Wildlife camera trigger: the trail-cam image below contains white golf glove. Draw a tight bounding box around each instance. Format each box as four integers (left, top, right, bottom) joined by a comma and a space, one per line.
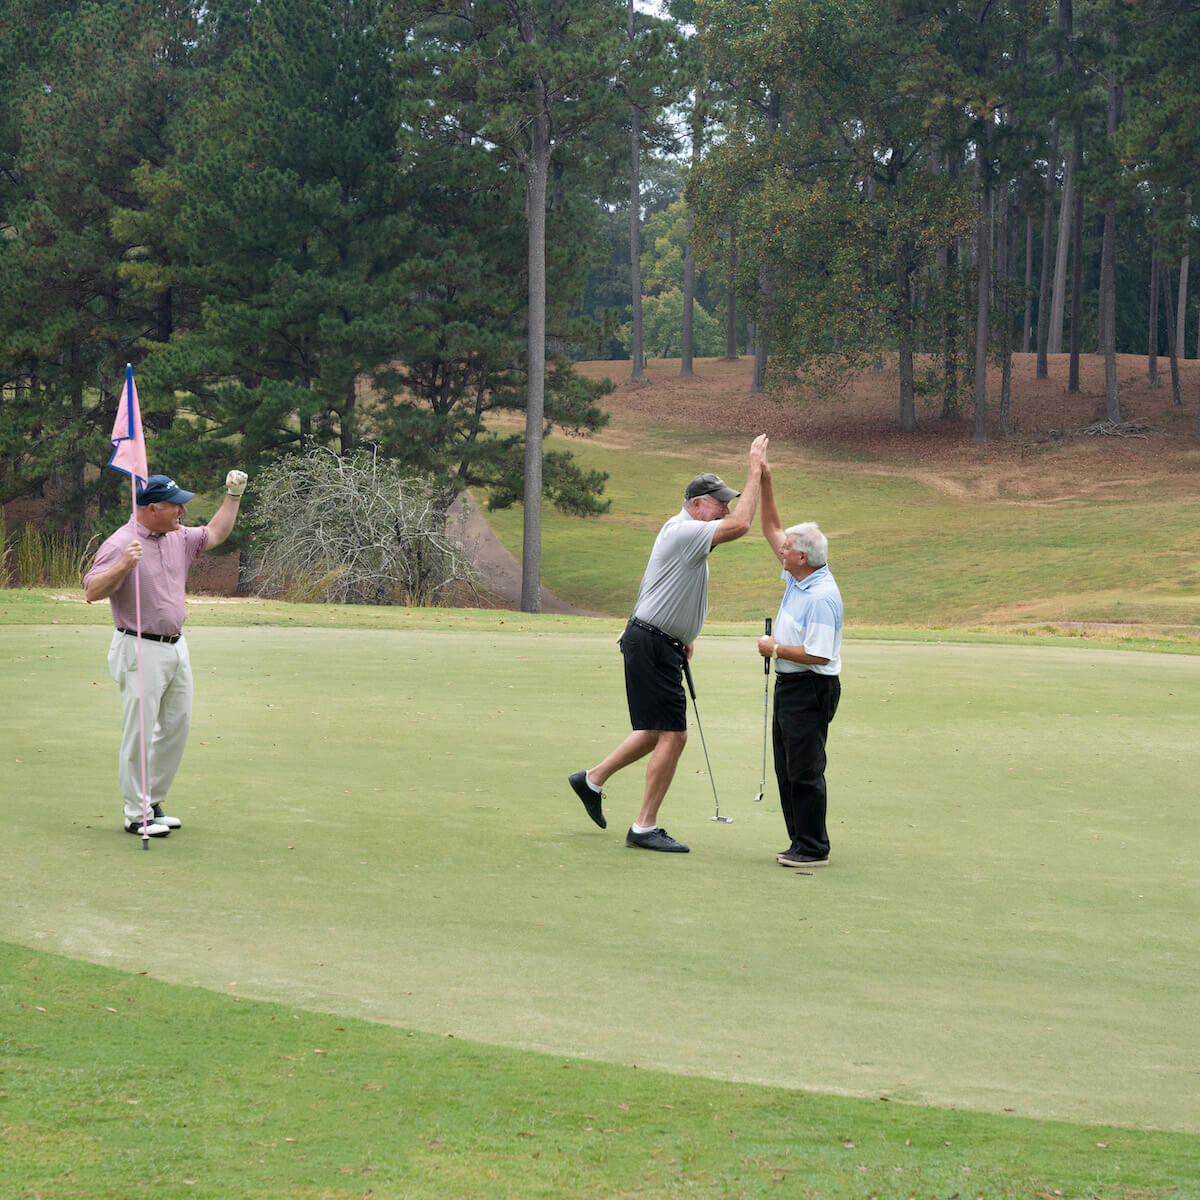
225, 469, 248, 498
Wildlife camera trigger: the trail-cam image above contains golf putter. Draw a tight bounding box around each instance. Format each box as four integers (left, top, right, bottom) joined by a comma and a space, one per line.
682, 659, 730, 823
755, 617, 772, 802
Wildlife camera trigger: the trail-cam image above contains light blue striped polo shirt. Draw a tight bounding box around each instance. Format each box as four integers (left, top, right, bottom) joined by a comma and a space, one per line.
773, 564, 842, 675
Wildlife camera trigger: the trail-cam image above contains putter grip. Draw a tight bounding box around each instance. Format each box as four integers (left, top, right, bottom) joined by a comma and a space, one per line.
764, 617, 772, 674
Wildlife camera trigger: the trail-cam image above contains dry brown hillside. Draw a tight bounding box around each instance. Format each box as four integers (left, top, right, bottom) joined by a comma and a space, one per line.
577, 352, 1200, 504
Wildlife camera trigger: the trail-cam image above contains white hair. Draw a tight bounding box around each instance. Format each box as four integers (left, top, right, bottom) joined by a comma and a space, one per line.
785, 522, 827, 567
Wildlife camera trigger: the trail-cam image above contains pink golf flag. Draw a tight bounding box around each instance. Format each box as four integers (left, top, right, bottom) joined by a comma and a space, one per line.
108, 364, 148, 484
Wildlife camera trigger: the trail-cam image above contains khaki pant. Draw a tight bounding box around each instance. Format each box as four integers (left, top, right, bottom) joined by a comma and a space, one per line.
107, 631, 193, 825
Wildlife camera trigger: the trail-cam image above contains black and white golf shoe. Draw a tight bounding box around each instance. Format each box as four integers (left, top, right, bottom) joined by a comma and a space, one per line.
152, 804, 182, 829
569, 770, 606, 829
124, 819, 171, 838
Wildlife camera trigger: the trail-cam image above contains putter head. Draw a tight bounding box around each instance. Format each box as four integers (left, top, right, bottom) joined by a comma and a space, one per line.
712, 814, 733, 823
754, 790, 764, 803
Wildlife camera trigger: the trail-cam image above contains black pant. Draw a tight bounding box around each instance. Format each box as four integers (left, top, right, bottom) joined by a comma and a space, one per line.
772, 672, 841, 857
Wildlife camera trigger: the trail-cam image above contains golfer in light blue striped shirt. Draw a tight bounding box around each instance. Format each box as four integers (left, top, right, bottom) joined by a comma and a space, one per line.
757, 462, 844, 868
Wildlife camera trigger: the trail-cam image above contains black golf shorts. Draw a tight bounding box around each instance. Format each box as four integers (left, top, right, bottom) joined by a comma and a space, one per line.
620, 620, 687, 732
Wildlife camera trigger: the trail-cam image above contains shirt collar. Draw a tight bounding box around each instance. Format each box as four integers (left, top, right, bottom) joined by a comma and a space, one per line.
783, 564, 829, 589
134, 516, 165, 539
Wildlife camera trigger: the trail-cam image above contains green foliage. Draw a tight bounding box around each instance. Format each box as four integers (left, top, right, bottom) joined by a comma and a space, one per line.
0, 0, 205, 525
128, 0, 414, 472
690, 0, 982, 416
619, 288, 725, 358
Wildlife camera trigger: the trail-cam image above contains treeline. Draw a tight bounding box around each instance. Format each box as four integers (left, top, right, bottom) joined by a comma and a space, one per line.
2, 0, 1198, 558
685, 0, 1200, 434
0, 0, 645, 574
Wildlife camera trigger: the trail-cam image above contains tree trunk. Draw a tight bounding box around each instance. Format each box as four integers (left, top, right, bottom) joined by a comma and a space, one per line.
896, 247, 917, 431
681, 88, 703, 378
629, 101, 646, 382
1179, 192, 1191, 357
937, 147, 960, 417
1099, 82, 1122, 422
751, 335, 768, 392
1047, 146, 1074, 354
1050, 0, 1076, 363
998, 180, 1014, 435
680, 240, 695, 376
724, 230, 738, 359
1148, 251, 1159, 386
1036, 122, 1059, 379
520, 109, 551, 614
750, 91, 780, 393
1160, 259, 1182, 406
1180, 254, 1191, 359
941, 241, 959, 417
1068, 149, 1084, 393
1023, 213, 1034, 354
973, 129, 991, 442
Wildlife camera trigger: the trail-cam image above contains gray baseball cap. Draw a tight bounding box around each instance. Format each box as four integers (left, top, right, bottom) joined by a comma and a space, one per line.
684, 472, 740, 503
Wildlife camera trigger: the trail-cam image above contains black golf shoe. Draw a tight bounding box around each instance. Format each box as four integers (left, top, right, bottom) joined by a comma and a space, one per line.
625, 826, 689, 853
777, 849, 828, 867
569, 770, 606, 829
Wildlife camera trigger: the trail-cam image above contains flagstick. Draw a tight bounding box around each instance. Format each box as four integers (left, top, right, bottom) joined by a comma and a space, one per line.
111, 363, 152, 849
130, 470, 150, 850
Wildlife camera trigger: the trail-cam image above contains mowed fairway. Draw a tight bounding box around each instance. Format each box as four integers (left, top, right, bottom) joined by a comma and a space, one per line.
5, 617, 1198, 1136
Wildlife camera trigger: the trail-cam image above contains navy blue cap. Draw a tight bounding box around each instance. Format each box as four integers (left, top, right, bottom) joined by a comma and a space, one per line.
136, 474, 195, 505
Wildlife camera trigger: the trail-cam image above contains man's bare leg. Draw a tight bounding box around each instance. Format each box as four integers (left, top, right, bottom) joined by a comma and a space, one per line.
587, 728, 660, 789
635, 729, 687, 827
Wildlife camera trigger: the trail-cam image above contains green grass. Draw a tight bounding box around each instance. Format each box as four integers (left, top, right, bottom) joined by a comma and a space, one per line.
481, 431, 1200, 635
5, 942, 1198, 1200
3, 613, 1199, 1196
5, 404, 1200, 1195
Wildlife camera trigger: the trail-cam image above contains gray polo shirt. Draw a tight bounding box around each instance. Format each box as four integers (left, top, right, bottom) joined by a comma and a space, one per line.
631, 508, 718, 644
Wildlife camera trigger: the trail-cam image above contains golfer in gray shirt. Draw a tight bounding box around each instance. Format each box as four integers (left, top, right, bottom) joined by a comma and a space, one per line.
569, 434, 768, 852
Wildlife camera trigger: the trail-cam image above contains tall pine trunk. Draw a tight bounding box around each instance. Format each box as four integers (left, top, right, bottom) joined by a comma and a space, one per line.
628, 101, 646, 382
750, 92, 780, 394
973, 128, 991, 442
680, 87, 704, 378
1036, 121, 1059, 379
1023, 213, 1034, 354
1099, 81, 1122, 422
937, 146, 959, 417
1148, 250, 1159, 386
725, 234, 739, 359
1160, 259, 1182, 406
1179, 193, 1191, 357
896, 246, 917, 431
1068, 141, 1084, 393
1047, 146, 1074, 354
520, 107, 550, 614
998, 180, 1014, 435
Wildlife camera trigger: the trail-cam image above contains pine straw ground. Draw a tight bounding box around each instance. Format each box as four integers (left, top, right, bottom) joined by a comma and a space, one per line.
575, 351, 1200, 506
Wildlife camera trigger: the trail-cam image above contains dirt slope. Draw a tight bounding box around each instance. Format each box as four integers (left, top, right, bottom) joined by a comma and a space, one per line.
576, 351, 1200, 504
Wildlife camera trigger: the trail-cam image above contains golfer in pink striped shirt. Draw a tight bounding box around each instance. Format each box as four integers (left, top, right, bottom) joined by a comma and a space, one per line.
84, 471, 247, 837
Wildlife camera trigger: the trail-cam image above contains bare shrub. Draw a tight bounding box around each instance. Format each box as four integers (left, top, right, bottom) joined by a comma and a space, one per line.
249, 448, 477, 606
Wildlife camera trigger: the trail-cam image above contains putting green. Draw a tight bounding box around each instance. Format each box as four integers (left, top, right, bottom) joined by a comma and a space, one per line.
5, 622, 1198, 1134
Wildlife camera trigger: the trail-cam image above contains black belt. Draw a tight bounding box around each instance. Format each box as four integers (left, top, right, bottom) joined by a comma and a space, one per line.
117, 627, 182, 645
628, 617, 687, 655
